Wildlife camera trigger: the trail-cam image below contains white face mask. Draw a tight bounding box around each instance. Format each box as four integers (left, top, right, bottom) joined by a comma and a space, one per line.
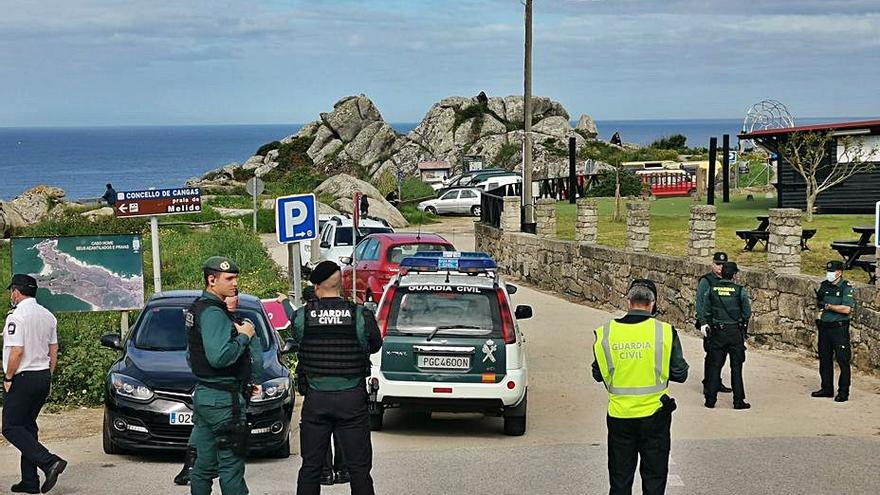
825, 272, 838, 283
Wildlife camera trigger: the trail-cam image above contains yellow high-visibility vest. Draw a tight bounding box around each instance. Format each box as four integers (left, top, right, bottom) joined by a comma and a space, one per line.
594, 318, 673, 419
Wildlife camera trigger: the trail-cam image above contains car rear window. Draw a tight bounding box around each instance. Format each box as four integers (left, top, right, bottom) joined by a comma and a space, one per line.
386, 286, 501, 338
386, 243, 452, 263
134, 306, 271, 352
334, 227, 394, 246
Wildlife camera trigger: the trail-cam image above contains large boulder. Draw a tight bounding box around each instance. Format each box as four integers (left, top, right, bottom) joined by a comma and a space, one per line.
321, 95, 383, 142
532, 116, 573, 140
576, 113, 599, 139
314, 174, 408, 228
0, 185, 67, 236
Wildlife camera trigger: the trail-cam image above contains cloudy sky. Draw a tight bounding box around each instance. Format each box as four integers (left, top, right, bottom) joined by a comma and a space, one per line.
1, 0, 878, 126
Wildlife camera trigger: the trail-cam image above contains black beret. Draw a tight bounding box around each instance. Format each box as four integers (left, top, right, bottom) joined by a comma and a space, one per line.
721, 262, 739, 278
826, 260, 844, 272
713, 252, 728, 263
309, 261, 340, 285
7, 274, 37, 291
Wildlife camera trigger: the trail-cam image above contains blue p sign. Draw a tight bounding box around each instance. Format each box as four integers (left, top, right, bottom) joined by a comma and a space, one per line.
275, 194, 318, 244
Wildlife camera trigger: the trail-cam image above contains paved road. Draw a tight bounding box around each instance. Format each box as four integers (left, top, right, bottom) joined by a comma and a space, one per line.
1, 218, 878, 494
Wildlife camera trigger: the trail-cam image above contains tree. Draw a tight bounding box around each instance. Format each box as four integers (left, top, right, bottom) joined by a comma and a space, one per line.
781, 131, 877, 222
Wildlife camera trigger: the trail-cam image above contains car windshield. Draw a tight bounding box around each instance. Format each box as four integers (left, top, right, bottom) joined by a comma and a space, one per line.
134, 305, 271, 352
386, 287, 501, 337
386, 243, 452, 263
334, 226, 394, 246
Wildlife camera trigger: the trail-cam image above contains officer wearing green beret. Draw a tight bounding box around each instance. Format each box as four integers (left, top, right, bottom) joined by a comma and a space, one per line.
695, 252, 732, 395
186, 257, 264, 495
811, 260, 855, 402
699, 262, 752, 410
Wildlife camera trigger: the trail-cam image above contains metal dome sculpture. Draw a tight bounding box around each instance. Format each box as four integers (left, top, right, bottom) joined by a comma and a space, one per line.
741, 100, 795, 150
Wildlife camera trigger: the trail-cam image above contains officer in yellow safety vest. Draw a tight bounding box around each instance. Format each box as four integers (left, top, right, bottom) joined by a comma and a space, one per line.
592, 279, 689, 495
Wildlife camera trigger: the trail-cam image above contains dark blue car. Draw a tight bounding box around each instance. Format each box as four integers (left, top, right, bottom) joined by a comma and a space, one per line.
100, 290, 295, 458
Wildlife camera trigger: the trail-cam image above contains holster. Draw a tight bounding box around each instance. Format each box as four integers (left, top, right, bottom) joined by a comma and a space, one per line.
202, 381, 250, 457
296, 369, 309, 396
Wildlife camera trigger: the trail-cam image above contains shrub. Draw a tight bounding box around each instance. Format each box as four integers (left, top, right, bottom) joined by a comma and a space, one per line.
649, 134, 687, 151
256, 140, 282, 156
400, 205, 440, 225
372, 168, 398, 197
493, 143, 520, 170
276, 136, 316, 171
586, 170, 643, 198
400, 177, 435, 201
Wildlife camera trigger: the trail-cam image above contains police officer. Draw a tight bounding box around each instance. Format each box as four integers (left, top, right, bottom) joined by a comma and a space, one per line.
282, 260, 382, 495
696, 251, 732, 395
699, 262, 752, 410
592, 279, 689, 495
186, 257, 263, 495
811, 260, 854, 402
2, 274, 67, 494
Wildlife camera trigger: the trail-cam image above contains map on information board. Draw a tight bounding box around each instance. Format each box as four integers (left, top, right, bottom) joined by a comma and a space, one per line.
11, 234, 145, 312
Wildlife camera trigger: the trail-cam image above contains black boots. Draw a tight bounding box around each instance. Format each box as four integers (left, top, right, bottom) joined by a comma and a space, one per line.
173, 447, 197, 486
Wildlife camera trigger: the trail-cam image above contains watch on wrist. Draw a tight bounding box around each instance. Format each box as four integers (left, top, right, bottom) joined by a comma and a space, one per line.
3, 378, 11, 383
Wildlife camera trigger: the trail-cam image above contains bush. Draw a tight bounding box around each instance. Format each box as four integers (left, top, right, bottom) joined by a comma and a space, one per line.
372, 168, 398, 197
649, 134, 687, 151
256, 140, 281, 156
400, 205, 440, 225
586, 170, 643, 198
265, 166, 326, 197
276, 136, 316, 170
400, 177, 435, 201
493, 143, 520, 170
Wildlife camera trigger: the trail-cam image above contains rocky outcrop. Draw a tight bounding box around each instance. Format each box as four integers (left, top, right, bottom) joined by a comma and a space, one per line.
576, 114, 598, 139
313, 174, 408, 228
0, 185, 67, 236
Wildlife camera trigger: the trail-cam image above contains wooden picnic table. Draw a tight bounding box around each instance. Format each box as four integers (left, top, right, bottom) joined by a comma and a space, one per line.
830, 225, 876, 269
735, 215, 816, 251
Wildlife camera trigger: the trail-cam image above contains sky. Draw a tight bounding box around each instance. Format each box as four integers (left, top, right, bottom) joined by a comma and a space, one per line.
1, 0, 878, 126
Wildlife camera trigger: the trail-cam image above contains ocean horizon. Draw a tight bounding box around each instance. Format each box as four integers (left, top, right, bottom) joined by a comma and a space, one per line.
0, 117, 863, 201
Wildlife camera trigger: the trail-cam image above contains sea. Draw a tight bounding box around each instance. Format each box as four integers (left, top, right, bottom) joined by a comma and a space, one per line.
0, 117, 857, 201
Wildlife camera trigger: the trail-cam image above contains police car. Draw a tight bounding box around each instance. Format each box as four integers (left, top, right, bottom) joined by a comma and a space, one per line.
368, 252, 532, 435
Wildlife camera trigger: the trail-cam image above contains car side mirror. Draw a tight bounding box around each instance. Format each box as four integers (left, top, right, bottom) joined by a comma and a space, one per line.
514, 305, 533, 320
364, 302, 378, 313
506, 283, 518, 295
100, 333, 123, 351
320, 241, 330, 249
340, 256, 353, 265
280, 338, 298, 355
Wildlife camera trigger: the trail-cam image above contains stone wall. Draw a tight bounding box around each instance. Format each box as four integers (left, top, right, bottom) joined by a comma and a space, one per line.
475, 222, 880, 373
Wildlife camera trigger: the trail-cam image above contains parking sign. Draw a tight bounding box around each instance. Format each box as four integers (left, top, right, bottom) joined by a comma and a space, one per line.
275, 194, 318, 244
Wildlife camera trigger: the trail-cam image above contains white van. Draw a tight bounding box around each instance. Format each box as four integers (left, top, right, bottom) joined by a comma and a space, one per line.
474, 174, 521, 192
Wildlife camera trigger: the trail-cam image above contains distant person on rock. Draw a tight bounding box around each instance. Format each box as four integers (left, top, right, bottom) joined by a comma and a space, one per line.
359, 194, 369, 218
102, 184, 117, 206
611, 132, 622, 146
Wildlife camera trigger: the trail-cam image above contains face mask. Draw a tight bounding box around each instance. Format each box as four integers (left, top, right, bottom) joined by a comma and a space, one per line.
825, 272, 837, 283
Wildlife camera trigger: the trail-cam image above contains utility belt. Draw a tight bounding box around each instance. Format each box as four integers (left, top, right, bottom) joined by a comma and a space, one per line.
816, 319, 849, 330
199, 380, 250, 457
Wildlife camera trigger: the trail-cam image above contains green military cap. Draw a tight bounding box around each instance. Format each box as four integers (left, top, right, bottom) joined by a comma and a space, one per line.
826, 260, 844, 272
203, 256, 240, 273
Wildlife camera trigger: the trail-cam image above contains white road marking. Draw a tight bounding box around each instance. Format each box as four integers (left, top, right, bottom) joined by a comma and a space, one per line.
667, 474, 685, 487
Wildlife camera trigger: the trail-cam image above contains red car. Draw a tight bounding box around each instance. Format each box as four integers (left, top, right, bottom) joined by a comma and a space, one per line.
340, 233, 454, 303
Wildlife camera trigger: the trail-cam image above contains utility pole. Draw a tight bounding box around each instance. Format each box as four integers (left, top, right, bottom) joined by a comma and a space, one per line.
521, 0, 535, 227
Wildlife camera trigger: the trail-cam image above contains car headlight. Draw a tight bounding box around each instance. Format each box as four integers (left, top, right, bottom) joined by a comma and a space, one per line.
251, 377, 290, 403
109, 373, 154, 402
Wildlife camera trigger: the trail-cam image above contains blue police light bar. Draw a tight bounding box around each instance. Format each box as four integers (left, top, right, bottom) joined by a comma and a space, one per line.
399, 251, 497, 271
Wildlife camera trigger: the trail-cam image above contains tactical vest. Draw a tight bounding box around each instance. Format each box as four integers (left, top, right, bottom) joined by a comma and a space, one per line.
186, 297, 251, 381
707, 280, 744, 325
594, 318, 673, 419
296, 299, 369, 377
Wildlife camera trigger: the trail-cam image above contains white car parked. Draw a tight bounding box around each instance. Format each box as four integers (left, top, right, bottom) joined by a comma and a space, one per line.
314, 215, 394, 267
418, 188, 482, 217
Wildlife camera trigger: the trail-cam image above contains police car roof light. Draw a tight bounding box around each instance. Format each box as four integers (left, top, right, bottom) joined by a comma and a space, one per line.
398, 251, 497, 272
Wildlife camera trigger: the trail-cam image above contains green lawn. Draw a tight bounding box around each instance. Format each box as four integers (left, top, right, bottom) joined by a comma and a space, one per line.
555, 194, 876, 282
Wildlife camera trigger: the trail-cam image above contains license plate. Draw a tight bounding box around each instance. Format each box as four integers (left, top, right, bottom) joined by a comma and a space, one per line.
169, 411, 194, 425
418, 355, 470, 370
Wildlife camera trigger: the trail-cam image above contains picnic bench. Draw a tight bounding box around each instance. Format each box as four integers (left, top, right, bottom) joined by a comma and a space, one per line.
735, 215, 816, 251
830, 225, 875, 269
851, 256, 877, 285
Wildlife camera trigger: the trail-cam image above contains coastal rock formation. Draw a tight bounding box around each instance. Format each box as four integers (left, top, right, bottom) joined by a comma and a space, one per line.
575, 114, 599, 139
313, 174, 408, 228
0, 185, 67, 236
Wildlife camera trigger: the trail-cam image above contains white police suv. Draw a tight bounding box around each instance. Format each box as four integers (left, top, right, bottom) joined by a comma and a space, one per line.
368, 252, 532, 435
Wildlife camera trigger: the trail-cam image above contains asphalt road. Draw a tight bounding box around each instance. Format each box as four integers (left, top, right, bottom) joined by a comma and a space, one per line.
1, 218, 878, 494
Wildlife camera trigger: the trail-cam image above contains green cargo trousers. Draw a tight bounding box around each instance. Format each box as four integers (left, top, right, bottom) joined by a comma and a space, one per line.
190, 384, 248, 495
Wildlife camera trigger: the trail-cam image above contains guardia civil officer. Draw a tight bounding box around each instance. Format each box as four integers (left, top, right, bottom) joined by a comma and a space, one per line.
281, 260, 382, 495
186, 257, 264, 495
695, 251, 732, 395
2, 274, 67, 494
812, 260, 854, 402
592, 279, 689, 495
699, 262, 752, 410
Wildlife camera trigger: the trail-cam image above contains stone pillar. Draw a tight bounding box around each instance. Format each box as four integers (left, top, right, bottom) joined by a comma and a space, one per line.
575, 198, 598, 244
768, 208, 802, 274
625, 201, 650, 253
535, 198, 557, 238
688, 205, 716, 260
500, 196, 521, 232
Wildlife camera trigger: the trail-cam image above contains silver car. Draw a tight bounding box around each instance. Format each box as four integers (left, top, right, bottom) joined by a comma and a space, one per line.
418, 188, 482, 216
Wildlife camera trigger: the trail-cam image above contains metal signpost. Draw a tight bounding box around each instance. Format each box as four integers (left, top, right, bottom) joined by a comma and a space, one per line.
246, 177, 265, 233
875, 201, 879, 248
275, 193, 319, 307
352, 193, 360, 301
114, 187, 201, 293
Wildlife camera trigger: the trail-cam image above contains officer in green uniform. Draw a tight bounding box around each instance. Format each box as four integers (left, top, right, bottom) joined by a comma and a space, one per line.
591, 279, 689, 495
281, 260, 382, 495
696, 252, 732, 395
811, 260, 855, 402
699, 262, 751, 410
186, 257, 264, 495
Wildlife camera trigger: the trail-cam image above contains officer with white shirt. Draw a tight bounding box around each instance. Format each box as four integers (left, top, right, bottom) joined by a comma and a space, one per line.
2, 274, 67, 494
